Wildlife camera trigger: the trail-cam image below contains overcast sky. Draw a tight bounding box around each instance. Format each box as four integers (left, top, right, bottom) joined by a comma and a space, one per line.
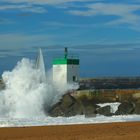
0, 0, 140, 77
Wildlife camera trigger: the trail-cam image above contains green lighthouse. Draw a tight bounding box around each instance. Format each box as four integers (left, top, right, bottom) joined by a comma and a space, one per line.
53, 48, 80, 84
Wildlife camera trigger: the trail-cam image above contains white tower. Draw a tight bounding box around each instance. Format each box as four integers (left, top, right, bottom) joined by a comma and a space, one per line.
53, 48, 79, 85
35, 48, 46, 82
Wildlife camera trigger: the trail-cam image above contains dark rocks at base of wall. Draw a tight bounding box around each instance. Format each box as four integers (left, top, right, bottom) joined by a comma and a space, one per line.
48, 94, 140, 117
48, 94, 113, 117
83, 103, 97, 118
48, 94, 98, 117
133, 99, 140, 114
48, 94, 83, 117
97, 105, 113, 116
114, 99, 140, 115
115, 101, 135, 115
81, 98, 98, 117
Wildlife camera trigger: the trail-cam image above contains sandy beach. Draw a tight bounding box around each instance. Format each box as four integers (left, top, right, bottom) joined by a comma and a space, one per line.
0, 122, 140, 140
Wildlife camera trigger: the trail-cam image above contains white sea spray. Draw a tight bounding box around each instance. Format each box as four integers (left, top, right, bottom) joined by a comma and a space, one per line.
0, 58, 76, 118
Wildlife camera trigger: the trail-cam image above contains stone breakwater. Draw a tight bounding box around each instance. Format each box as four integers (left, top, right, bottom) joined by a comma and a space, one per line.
1, 76, 140, 118
48, 90, 140, 117
79, 77, 140, 89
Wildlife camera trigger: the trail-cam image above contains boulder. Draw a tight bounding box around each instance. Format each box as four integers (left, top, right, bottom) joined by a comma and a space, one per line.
133, 99, 140, 114
83, 104, 96, 118
81, 100, 97, 118
48, 94, 83, 117
97, 105, 112, 116
115, 101, 135, 115
60, 94, 76, 110
64, 101, 83, 117
48, 93, 98, 117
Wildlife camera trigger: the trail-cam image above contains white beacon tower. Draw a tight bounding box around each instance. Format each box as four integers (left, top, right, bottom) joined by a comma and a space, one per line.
53, 48, 79, 85
35, 48, 46, 83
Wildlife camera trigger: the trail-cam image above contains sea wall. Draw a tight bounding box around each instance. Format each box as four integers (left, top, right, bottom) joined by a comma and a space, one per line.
72, 89, 140, 103
79, 77, 140, 89
48, 90, 140, 117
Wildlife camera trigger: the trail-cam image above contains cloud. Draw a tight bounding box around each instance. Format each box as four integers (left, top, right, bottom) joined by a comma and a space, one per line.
1, 35, 140, 59
0, 0, 101, 13
0, 33, 56, 58
0, 33, 51, 50
0, 51, 23, 58
0, 4, 47, 13
0, 18, 15, 24
43, 21, 98, 28
68, 3, 140, 26
17, 13, 32, 17
31, 43, 140, 54
1, 0, 96, 5
69, 3, 140, 16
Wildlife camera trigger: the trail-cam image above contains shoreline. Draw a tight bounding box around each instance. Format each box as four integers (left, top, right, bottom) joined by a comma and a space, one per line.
0, 121, 140, 140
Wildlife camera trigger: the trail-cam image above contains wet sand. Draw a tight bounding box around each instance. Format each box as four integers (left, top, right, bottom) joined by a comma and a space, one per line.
0, 122, 140, 140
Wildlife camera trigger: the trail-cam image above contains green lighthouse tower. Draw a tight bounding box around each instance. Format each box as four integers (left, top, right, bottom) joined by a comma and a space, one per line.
53, 48, 79, 84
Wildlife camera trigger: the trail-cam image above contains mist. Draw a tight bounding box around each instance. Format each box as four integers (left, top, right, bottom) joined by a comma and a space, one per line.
0, 58, 75, 118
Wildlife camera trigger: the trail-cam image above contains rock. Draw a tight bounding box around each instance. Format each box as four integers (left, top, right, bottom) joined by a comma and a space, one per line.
97, 105, 112, 116
48, 93, 98, 117
63, 93, 75, 103
47, 102, 64, 117
133, 99, 140, 114
64, 101, 83, 117
48, 94, 83, 117
115, 101, 135, 115
81, 100, 97, 118
60, 94, 76, 109
84, 104, 96, 118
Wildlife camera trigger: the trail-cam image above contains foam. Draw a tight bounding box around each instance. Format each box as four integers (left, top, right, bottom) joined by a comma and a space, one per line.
0, 58, 74, 118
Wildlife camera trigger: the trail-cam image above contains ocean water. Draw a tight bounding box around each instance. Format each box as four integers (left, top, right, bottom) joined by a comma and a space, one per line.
0, 114, 140, 127
0, 102, 139, 127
